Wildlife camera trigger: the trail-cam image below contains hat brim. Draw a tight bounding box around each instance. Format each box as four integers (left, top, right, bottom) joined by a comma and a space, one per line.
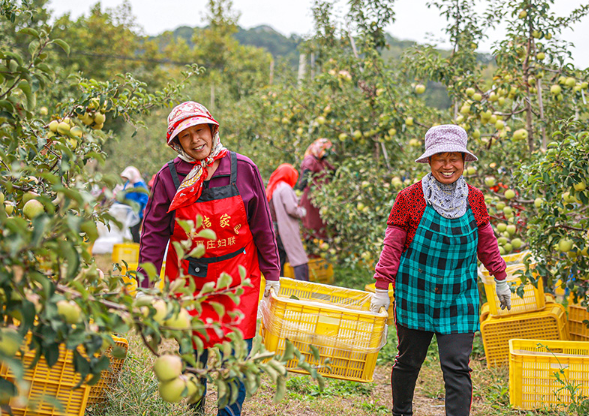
167, 116, 219, 144
415, 144, 478, 163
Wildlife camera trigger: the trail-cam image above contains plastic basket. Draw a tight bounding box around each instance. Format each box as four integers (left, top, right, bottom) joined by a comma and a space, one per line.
478, 251, 544, 317
568, 301, 589, 341
364, 282, 395, 325
480, 303, 569, 368
86, 336, 129, 405
509, 339, 589, 410
480, 293, 555, 324
284, 258, 334, 284
259, 278, 387, 382
0, 336, 90, 415
112, 243, 139, 264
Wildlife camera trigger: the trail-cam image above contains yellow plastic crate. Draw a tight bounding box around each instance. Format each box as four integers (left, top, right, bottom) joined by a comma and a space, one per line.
480, 303, 569, 368
112, 243, 139, 264
478, 251, 544, 317
86, 336, 129, 405
284, 258, 334, 284
509, 339, 589, 410
259, 278, 387, 382
568, 301, 589, 341
0, 336, 90, 415
480, 293, 555, 323
364, 282, 395, 325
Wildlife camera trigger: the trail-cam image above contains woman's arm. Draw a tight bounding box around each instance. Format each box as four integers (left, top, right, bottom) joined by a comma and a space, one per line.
477, 222, 507, 280
374, 225, 407, 289
279, 186, 305, 219
137, 171, 174, 288
373, 191, 411, 289
244, 162, 281, 281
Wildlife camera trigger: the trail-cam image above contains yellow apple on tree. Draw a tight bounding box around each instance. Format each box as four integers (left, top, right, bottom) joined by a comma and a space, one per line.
23, 199, 44, 219
154, 354, 183, 382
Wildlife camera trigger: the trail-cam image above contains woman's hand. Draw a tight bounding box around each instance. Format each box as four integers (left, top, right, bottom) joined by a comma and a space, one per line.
370, 289, 391, 313
264, 279, 280, 297
495, 279, 512, 310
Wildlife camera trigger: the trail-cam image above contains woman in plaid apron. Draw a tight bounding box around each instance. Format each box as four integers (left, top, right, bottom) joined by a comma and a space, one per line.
370, 125, 509, 416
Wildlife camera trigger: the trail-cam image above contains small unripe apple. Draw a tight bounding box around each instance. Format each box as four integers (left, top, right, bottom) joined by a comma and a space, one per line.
94, 112, 106, 124
506, 224, 516, 235
153, 354, 183, 382
497, 223, 507, 232
472, 129, 481, 139
558, 238, 573, 252
39, 106, 49, 116
48, 120, 59, 132
460, 105, 470, 115
415, 84, 426, 94
534, 197, 543, 208
81, 113, 94, 125
536, 52, 545, 60
550, 85, 562, 95
164, 308, 191, 330
467, 166, 476, 175
498, 237, 508, 246
71, 126, 83, 138
511, 238, 523, 249
498, 97, 506, 106
92, 123, 104, 130
503, 243, 513, 253
472, 93, 482, 101
488, 92, 498, 102
518, 10, 527, 18
23, 199, 44, 219
316, 116, 326, 125
565, 77, 576, 88
0, 328, 22, 356
573, 180, 586, 192
484, 177, 496, 187
338, 133, 347, 141
405, 117, 414, 126
503, 207, 513, 217
532, 30, 541, 39
466, 87, 475, 96
5, 204, 14, 215
159, 376, 187, 403
56, 122, 71, 135
495, 120, 505, 130
513, 129, 528, 141
57, 300, 82, 324
504, 189, 516, 200
545, 33, 552, 40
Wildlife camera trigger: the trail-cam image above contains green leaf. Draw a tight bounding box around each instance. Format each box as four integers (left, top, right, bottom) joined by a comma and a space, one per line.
52, 39, 70, 56
281, 339, 295, 362
186, 244, 205, 258
210, 301, 225, 318
197, 229, 216, 240
273, 376, 286, 403
17, 80, 34, 110
200, 281, 216, 295
217, 272, 232, 289
309, 344, 321, 361
18, 28, 39, 38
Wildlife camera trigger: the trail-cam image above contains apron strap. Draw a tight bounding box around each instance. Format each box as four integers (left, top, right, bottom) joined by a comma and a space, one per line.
230, 151, 237, 185
167, 160, 181, 190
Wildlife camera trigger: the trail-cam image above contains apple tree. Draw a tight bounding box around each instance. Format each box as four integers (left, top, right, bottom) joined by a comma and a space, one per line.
0, 2, 310, 410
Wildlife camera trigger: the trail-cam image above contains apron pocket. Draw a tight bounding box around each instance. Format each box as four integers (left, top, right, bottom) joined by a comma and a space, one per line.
188, 260, 208, 277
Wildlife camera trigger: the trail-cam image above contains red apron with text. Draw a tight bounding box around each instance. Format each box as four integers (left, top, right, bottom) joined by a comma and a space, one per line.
165, 152, 261, 348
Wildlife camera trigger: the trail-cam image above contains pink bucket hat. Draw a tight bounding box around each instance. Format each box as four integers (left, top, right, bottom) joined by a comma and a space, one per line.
166, 101, 219, 144
415, 124, 478, 163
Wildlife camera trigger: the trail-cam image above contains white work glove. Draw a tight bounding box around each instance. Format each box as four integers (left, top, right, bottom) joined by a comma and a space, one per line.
370, 289, 391, 313
495, 279, 512, 310
135, 291, 146, 299
264, 279, 280, 297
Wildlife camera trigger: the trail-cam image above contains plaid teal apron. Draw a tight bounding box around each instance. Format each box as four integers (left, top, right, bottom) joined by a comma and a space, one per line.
395, 204, 480, 334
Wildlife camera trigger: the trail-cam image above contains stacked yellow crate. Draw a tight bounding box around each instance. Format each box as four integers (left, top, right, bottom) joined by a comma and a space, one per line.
478, 251, 569, 368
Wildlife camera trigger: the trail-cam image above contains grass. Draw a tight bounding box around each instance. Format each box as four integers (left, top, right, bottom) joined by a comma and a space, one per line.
86, 256, 581, 416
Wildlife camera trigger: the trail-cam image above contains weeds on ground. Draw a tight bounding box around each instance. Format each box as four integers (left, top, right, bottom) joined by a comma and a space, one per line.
286, 375, 374, 400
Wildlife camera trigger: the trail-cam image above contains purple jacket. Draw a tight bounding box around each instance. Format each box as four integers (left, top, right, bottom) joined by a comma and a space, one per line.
138, 153, 280, 288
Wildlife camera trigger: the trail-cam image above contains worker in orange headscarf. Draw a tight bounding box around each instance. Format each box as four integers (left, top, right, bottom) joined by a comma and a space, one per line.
267, 164, 309, 280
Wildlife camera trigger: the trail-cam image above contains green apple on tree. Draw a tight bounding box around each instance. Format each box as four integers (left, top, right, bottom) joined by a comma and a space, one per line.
23, 199, 44, 219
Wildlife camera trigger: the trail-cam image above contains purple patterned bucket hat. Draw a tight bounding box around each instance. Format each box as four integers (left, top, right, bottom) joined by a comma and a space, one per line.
415, 124, 478, 163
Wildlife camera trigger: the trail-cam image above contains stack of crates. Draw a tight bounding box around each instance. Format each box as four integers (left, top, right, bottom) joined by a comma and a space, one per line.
479, 251, 569, 368
567, 295, 589, 341
283, 258, 334, 284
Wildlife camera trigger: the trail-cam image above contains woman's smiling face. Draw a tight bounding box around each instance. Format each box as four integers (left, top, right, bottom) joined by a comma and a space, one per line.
178, 124, 214, 160
429, 152, 465, 184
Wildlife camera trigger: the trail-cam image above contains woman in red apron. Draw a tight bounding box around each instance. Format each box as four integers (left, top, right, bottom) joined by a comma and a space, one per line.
138, 101, 280, 415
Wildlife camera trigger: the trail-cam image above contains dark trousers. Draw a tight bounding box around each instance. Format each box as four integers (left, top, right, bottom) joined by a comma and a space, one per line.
392, 324, 474, 416
130, 221, 141, 243
191, 338, 253, 416
276, 232, 309, 281
293, 263, 309, 281
276, 233, 287, 275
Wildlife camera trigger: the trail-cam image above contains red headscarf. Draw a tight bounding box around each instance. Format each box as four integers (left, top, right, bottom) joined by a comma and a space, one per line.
304, 138, 333, 159
266, 164, 299, 202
